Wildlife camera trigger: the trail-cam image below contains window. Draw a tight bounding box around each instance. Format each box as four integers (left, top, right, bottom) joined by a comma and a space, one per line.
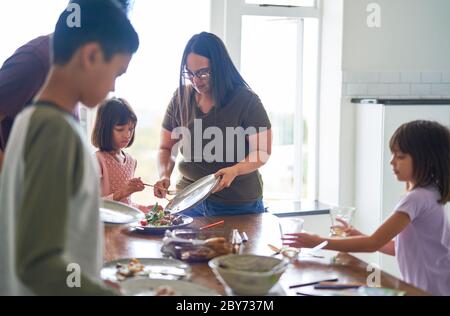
0, 1, 67, 63
0, 0, 209, 207
213, 0, 320, 201
1, 0, 320, 204
113, 0, 211, 205
241, 16, 302, 200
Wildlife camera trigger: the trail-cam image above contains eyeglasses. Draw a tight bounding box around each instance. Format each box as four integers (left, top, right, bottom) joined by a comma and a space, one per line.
182, 68, 211, 81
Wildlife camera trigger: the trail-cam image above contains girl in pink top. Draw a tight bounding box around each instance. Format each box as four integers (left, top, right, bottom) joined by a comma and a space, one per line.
92, 98, 153, 212
283, 120, 450, 295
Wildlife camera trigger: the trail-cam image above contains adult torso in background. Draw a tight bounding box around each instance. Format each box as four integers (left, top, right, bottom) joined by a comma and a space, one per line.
0, 35, 51, 151
162, 86, 271, 204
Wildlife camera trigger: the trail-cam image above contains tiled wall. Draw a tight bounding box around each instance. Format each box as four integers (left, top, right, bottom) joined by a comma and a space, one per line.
342, 71, 450, 98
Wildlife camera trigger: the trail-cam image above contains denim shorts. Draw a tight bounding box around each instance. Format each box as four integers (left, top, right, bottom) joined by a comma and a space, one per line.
181, 198, 266, 217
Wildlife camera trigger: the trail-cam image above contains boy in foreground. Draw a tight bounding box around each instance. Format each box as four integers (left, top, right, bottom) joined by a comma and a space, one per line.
0, 0, 139, 295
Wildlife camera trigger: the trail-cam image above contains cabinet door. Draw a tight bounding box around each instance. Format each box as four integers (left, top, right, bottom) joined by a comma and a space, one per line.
381, 105, 450, 277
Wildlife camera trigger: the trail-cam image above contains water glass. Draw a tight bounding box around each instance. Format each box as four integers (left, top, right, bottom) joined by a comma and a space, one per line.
329, 206, 355, 237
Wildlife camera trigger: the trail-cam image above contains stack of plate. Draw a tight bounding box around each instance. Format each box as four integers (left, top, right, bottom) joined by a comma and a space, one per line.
99, 199, 144, 225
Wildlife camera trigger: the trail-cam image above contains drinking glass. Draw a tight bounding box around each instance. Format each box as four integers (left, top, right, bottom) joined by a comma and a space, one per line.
329, 206, 355, 237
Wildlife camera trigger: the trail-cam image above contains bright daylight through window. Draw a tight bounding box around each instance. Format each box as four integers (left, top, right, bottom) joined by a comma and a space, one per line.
0, 0, 319, 204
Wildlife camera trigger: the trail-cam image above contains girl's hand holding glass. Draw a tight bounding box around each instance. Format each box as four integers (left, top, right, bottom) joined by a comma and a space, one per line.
332, 218, 363, 237
282, 232, 324, 249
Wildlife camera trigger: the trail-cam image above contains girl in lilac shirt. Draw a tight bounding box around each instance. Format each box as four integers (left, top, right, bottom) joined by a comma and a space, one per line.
92, 98, 154, 212
283, 120, 450, 295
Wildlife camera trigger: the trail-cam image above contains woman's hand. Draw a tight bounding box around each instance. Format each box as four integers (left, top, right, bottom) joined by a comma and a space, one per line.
282, 232, 324, 249
213, 167, 239, 193
153, 178, 171, 198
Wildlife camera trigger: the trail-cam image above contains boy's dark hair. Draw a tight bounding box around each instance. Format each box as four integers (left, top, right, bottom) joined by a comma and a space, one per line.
390, 120, 450, 204
53, 0, 139, 65
178, 32, 250, 126
92, 98, 137, 151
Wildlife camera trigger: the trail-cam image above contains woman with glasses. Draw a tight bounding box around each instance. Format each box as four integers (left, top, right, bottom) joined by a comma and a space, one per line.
154, 32, 272, 217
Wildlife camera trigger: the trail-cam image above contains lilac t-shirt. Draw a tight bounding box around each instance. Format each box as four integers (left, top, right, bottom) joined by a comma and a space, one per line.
395, 186, 450, 295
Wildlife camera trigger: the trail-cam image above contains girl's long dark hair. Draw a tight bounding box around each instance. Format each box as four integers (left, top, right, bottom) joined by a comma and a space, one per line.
389, 120, 450, 204
178, 32, 250, 126
91, 98, 137, 152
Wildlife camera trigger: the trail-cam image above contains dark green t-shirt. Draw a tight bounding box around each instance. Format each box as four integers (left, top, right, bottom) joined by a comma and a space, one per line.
162, 86, 271, 204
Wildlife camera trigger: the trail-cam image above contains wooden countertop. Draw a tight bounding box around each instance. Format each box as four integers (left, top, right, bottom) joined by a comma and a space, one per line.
104, 213, 429, 296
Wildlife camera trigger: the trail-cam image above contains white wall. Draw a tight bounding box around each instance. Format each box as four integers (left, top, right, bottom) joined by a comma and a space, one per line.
320, 0, 450, 204
341, 0, 450, 99
0, 1, 67, 64
318, 0, 450, 275
317, 0, 344, 206
343, 0, 450, 71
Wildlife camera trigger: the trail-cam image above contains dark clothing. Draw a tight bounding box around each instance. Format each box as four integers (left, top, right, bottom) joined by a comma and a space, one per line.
0, 35, 51, 150
182, 198, 266, 217
162, 86, 272, 204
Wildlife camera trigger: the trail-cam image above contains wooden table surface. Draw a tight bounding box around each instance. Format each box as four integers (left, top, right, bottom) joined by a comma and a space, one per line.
104, 213, 429, 296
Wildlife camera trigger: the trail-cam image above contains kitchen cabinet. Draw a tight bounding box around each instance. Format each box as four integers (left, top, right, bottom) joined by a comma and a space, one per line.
353, 100, 450, 277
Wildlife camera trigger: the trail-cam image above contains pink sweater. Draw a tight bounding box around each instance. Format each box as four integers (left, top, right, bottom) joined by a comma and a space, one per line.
95, 151, 137, 205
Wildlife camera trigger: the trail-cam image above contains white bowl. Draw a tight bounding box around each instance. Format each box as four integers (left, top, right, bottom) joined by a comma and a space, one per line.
208, 254, 289, 295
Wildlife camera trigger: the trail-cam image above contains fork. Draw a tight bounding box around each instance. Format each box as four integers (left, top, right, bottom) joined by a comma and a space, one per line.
143, 183, 177, 195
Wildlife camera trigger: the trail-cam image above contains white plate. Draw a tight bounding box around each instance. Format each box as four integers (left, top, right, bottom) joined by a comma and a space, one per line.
120, 278, 219, 296
165, 174, 220, 214
101, 258, 191, 282
100, 199, 144, 225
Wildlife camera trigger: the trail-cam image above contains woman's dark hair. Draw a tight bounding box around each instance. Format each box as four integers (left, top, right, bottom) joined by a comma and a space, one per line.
92, 98, 137, 151
178, 32, 250, 126
53, 0, 139, 65
389, 120, 450, 204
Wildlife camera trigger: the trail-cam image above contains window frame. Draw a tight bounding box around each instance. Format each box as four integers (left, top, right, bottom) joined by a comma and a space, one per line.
211, 0, 321, 201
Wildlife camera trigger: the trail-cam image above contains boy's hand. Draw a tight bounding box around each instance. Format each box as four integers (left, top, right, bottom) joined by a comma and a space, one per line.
154, 178, 170, 198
